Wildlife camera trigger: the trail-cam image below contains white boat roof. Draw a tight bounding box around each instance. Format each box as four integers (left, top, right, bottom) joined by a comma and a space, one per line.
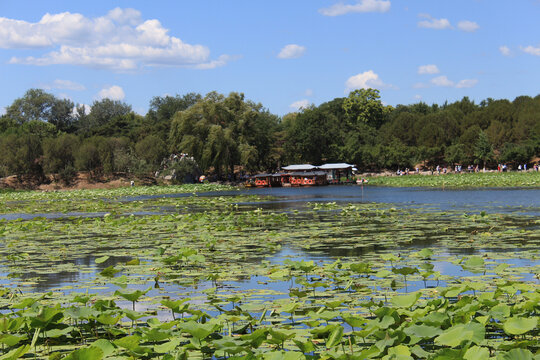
318, 163, 355, 170
282, 164, 317, 171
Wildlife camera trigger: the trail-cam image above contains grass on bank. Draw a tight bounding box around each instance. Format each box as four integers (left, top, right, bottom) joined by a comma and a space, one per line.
365, 171, 540, 188
0, 182, 236, 202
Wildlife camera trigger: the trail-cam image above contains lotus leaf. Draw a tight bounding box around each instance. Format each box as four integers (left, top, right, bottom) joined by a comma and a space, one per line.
503, 317, 538, 335
499, 348, 534, 360
62, 346, 104, 360
463, 346, 490, 360
390, 291, 421, 308
434, 323, 485, 347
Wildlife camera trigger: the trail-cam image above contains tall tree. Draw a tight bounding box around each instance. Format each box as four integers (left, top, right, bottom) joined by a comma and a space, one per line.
145, 93, 201, 141
6, 89, 75, 132
342, 88, 386, 129
77, 99, 132, 133
474, 131, 494, 170
169, 91, 278, 176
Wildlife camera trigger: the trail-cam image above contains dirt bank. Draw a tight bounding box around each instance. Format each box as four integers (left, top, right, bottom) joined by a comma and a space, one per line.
0, 172, 157, 191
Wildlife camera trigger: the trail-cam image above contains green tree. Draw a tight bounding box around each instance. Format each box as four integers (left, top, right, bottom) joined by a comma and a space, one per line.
284, 106, 341, 164
74, 137, 129, 176
342, 88, 386, 129
459, 125, 482, 163
0, 133, 43, 178
169, 91, 279, 177
474, 131, 494, 170
42, 134, 79, 178
444, 143, 465, 165
499, 142, 535, 165
145, 93, 201, 141
91, 113, 144, 141
77, 99, 132, 134
74, 139, 101, 175
135, 135, 167, 168
6, 89, 76, 132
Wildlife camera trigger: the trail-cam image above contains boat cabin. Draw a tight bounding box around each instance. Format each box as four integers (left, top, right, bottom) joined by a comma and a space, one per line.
253, 173, 283, 187
288, 171, 328, 186
318, 163, 355, 184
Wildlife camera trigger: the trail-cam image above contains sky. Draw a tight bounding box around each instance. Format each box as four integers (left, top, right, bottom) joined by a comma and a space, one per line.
1, 0, 540, 116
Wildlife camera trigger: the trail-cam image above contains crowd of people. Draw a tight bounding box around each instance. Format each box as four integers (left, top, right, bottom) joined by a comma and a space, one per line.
396, 163, 539, 176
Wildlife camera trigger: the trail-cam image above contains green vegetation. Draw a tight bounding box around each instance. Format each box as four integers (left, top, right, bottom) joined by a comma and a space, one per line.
366, 171, 540, 188
1, 88, 539, 185
0, 188, 538, 358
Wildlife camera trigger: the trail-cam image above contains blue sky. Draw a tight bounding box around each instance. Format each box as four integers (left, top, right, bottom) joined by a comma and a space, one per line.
1, 0, 539, 116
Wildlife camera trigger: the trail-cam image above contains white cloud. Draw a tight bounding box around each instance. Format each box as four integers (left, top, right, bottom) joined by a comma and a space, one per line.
457, 20, 479, 32
80, 104, 91, 115
456, 79, 478, 88
417, 14, 452, 30
193, 55, 238, 70
345, 70, 395, 92
277, 44, 306, 59
430, 75, 454, 87
319, 0, 391, 16
305, 89, 313, 96
71, 104, 91, 117
290, 99, 310, 110
418, 64, 440, 75
499, 45, 511, 56
418, 14, 479, 33
521, 45, 540, 56
3, 8, 230, 71
414, 94, 422, 100
97, 85, 125, 100
43, 79, 85, 91
426, 75, 478, 89
106, 7, 142, 26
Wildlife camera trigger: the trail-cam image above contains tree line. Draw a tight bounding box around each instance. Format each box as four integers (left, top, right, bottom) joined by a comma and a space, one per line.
0, 88, 539, 183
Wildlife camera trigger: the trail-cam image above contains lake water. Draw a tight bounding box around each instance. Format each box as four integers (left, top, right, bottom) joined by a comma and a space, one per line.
1, 186, 538, 299
240, 186, 540, 214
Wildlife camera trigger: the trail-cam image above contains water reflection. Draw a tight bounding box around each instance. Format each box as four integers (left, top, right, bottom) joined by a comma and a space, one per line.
1, 186, 539, 294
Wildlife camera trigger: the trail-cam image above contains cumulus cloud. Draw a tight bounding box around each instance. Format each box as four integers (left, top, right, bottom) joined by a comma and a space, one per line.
193, 55, 239, 70
430, 75, 455, 87
521, 45, 540, 56
457, 20, 479, 32
43, 79, 85, 91
345, 70, 395, 92
97, 85, 125, 100
319, 0, 391, 16
277, 44, 306, 59
3, 8, 230, 71
499, 46, 511, 56
456, 79, 478, 88
418, 64, 440, 75
418, 14, 479, 33
417, 14, 452, 30
290, 99, 310, 110
421, 75, 478, 89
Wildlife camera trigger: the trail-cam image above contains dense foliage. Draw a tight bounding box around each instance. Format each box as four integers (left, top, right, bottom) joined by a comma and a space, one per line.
1, 88, 539, 183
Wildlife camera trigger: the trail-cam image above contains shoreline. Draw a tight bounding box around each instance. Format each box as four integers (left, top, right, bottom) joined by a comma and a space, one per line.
1, 169, 539, 192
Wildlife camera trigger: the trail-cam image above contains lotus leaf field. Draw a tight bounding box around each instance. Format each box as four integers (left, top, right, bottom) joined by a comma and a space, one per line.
0, 184, 538, 359
366, 171, 540, 188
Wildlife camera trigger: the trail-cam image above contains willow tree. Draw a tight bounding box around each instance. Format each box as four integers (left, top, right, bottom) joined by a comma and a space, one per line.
169, 91, 279, 177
